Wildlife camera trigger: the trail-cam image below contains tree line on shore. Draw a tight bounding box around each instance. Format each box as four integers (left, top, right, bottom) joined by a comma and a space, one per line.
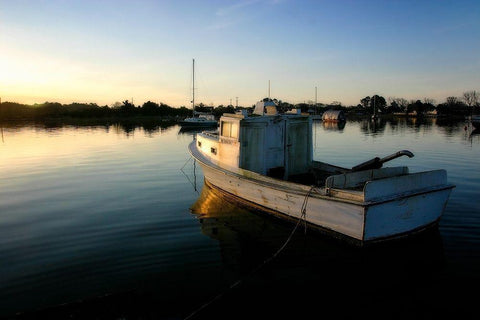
0, 100, 238, 121
1, 90, 478, 121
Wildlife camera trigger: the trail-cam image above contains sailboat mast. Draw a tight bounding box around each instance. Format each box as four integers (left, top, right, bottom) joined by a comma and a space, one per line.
192, 59, 195, 113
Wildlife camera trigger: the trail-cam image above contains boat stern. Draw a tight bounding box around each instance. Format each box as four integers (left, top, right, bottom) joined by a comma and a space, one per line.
362, 170, 454, 242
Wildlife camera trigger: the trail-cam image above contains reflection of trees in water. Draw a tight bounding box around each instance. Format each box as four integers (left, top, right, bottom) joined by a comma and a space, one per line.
465, 128, 480, 145
435, 117, 469, 138
403, 117, 435, 135
354, 117, 443, 136
1, 119, 178, 137
358, 118, 387, 135
111, 119, 177, 136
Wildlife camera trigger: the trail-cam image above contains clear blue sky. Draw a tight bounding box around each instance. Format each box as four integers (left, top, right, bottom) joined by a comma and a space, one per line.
1, 0, 479, 107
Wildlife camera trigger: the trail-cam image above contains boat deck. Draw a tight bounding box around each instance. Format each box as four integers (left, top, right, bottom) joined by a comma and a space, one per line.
288, 170, 332, 187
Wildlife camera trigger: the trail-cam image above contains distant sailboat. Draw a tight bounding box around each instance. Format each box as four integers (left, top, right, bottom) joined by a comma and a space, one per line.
180, 59, 218, 128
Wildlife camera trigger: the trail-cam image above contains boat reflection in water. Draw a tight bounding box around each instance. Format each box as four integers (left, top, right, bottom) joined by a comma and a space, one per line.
322, 120, 346, 131
189, 182, 447, 319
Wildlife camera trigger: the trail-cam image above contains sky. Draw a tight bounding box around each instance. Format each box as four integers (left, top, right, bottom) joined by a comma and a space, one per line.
1, 0, 479, 108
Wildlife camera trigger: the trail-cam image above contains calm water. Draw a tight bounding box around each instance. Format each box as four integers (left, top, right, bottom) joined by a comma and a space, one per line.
0, 118, 479, 319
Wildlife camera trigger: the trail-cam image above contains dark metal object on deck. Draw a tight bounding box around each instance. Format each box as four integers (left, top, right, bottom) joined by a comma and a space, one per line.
351, 150, 414, 172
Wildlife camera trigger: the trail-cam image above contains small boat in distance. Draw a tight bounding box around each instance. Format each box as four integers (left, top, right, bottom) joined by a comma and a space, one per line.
180, 59, 218, 128
180, 111, 217, 127
322, 109, 346, 122
188, 99, 455, 245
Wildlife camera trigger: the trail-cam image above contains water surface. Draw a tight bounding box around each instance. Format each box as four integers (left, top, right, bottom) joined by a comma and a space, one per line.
0, 118, 479, 319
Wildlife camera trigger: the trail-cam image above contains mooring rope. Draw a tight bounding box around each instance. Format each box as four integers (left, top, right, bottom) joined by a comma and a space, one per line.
180, 155, 193, 171
180, 156, 199, 194
183, 185, 317, 320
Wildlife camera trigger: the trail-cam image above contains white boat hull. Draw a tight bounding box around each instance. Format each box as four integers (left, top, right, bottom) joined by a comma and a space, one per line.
189, 141, 453, 244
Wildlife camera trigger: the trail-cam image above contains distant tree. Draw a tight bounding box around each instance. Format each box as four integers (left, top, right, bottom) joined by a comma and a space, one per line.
177, 106, 191, 117
360, 96, 370, 109
423, 98, 436, 105
294, 102, 307, 112
213, 105, 234, 117
446, 96, 460, 106
463, 90, 478, 115
141, 101, 159, 115
158, 102, 174, 116
388, 100, 402, 113
120, 100, 136, 115
35, 102, 64, 117
396, 98, 409, 113
407, 100, 427, 115
330, 101, 342, 107
277, 101, 294, 113
424, 102, 436, 113
0, 102, 32, 119
437, 96, 469, 116
361, 95, 385, 113
371, 95, 386, 113
388, 97, 406, 113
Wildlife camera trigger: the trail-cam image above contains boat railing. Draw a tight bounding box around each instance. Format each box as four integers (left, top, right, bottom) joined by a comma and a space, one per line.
219, 136, 238, 144
198, 131, 240, 145
199, 131, 219, 140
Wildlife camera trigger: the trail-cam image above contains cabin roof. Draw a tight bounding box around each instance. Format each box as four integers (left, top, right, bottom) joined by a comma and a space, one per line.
322, 109, 346, 121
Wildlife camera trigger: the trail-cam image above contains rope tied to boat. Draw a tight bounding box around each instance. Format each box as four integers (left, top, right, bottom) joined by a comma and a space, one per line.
299, 185, 317, 234
180, 155, 199, 194
183, 185, 316, 320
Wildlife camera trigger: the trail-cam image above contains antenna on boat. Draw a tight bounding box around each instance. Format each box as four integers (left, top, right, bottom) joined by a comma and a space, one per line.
192, 58, 195, 114
268, 80, 271, 100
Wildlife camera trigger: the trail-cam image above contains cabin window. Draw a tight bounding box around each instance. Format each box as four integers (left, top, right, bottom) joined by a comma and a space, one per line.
211, 147, 217, 155
221, 121, 231, 137
221, 121, 238, 138
231, 122, 238, 138
198, 141, 202, 147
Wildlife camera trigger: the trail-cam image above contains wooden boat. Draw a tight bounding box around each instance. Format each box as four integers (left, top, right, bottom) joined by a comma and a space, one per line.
188, 100, 455, 245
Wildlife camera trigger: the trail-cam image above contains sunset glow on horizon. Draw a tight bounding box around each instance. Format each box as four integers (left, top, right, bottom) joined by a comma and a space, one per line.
1, 0, 479, 108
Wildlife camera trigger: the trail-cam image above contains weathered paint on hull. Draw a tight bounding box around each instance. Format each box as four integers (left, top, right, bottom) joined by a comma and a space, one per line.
200, 163, 365, 240
363, 188, 452, 241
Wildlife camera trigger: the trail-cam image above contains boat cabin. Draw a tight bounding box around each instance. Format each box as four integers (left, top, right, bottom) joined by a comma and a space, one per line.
195, 106, 313, 181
